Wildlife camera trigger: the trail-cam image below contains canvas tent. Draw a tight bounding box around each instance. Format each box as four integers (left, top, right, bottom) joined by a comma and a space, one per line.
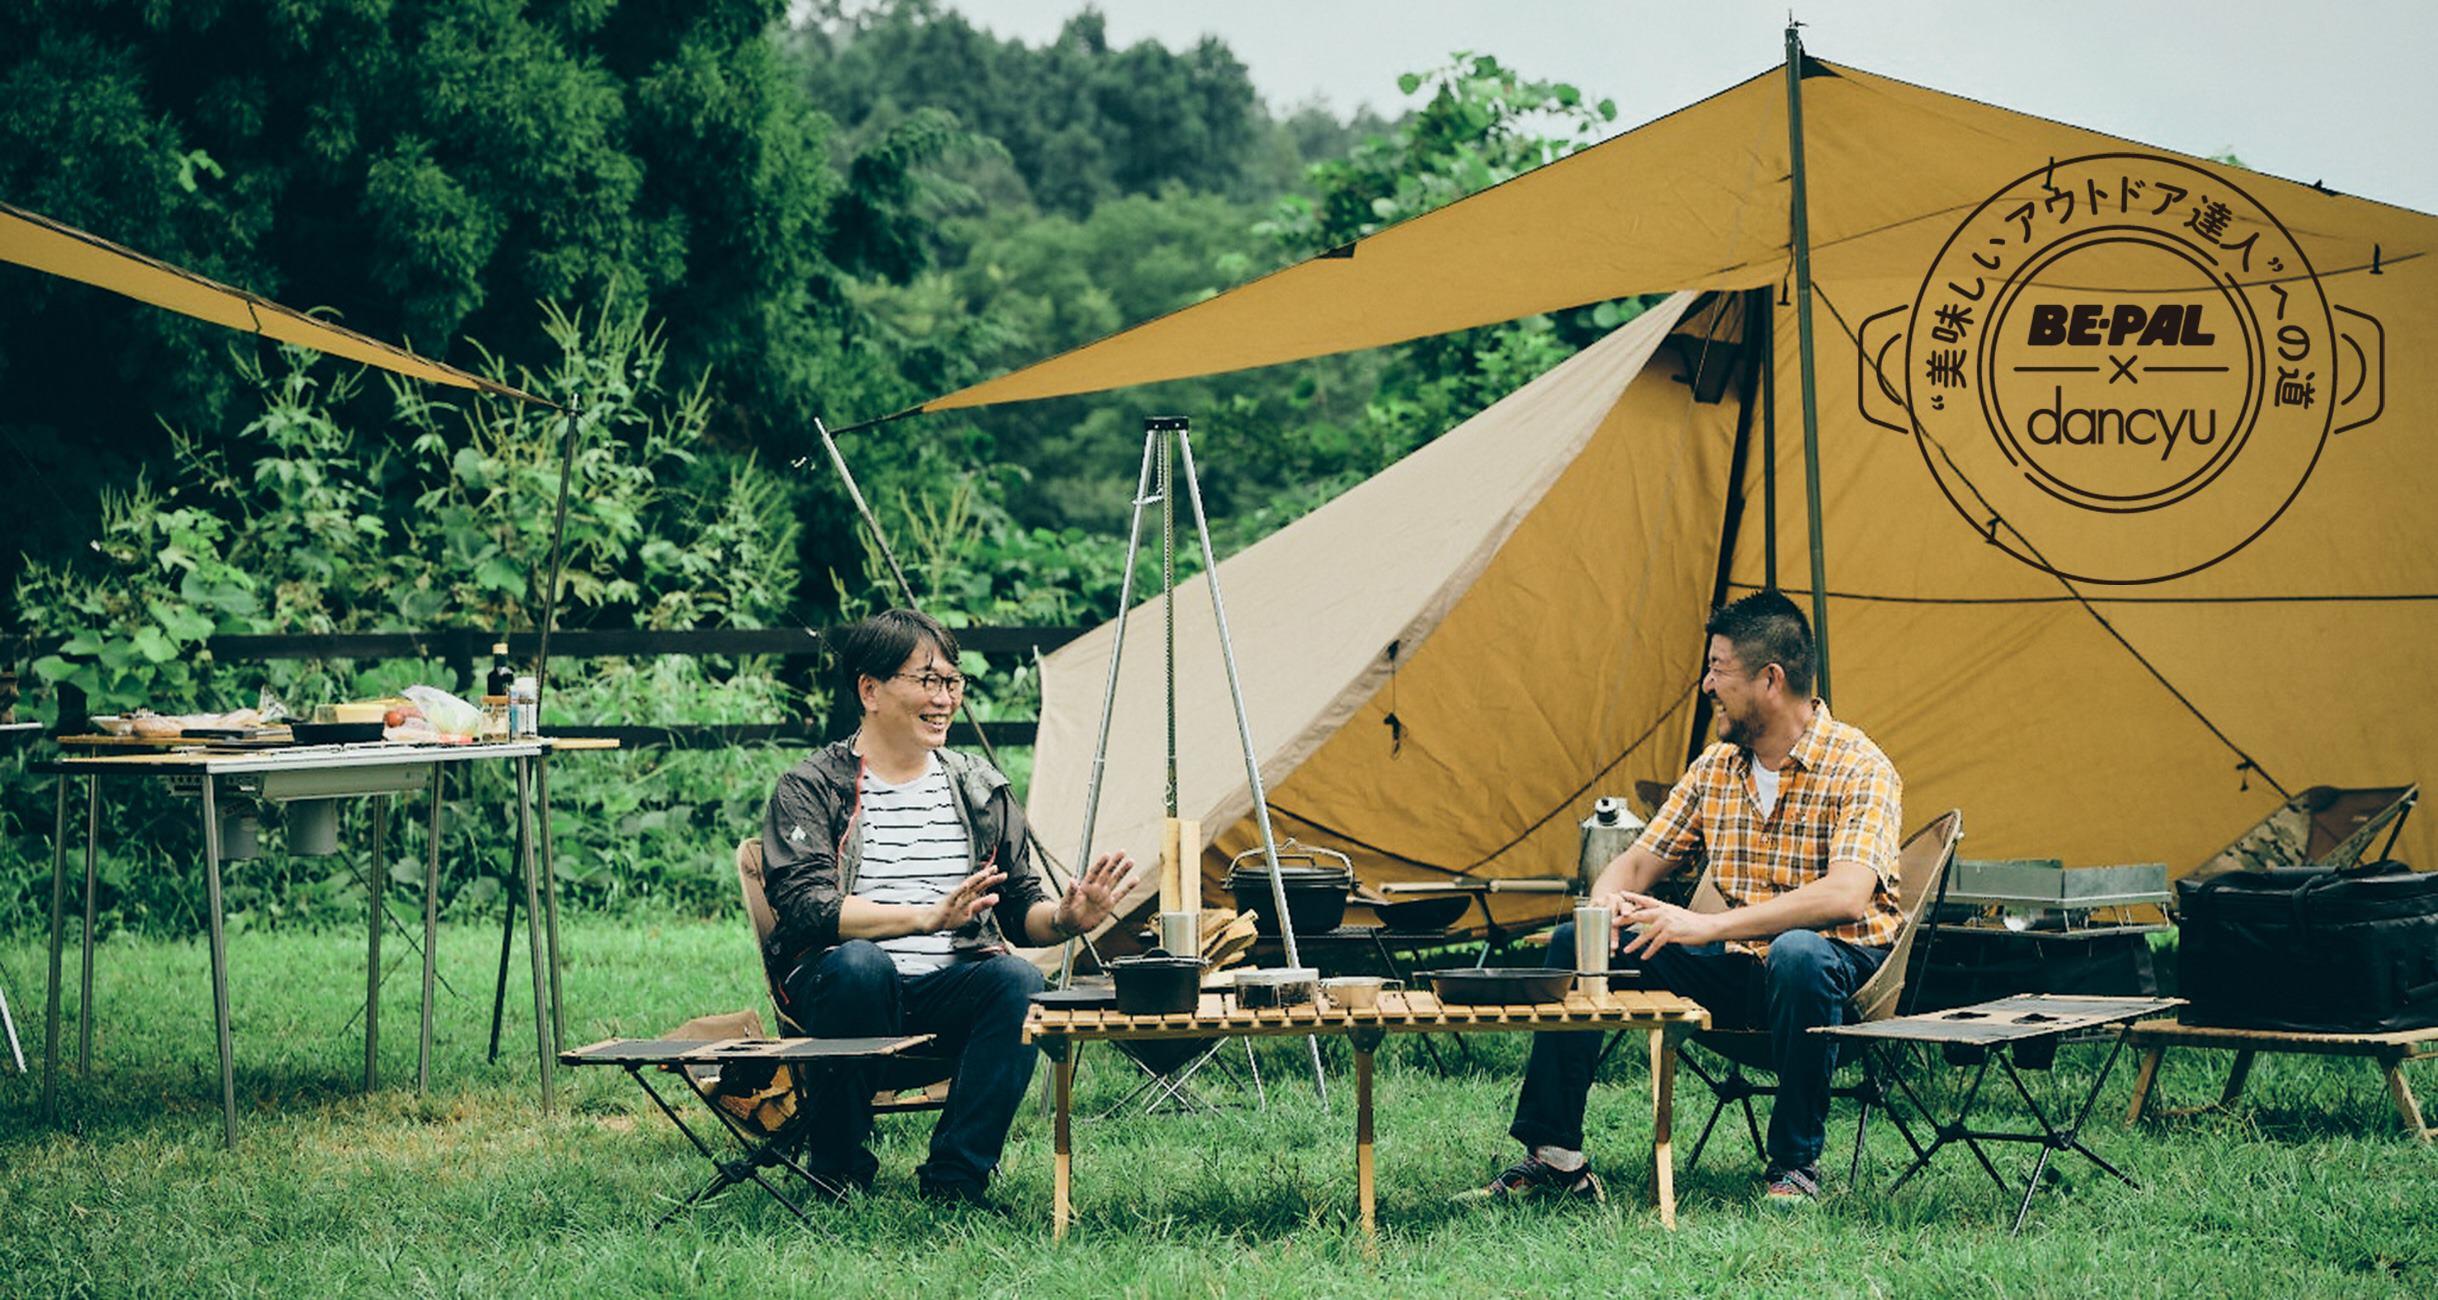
885, 53, 2433, 933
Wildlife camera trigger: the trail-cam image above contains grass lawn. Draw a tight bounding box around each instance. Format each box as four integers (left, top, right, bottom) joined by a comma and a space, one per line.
2, 916, 2433, 1297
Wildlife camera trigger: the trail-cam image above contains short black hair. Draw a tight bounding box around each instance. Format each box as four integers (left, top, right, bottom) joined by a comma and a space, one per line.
833, 608, 960, 708
1705, 590, 1814, 696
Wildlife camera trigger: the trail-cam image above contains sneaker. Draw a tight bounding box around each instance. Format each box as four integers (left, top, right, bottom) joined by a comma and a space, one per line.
1453, 1155, 1607, 1205
1762, 1164, 1822, 1204
917, 1176, 1004, 1213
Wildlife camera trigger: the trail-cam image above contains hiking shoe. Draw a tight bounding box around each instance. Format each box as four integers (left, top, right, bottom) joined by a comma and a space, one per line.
1453, 1156, 1607, 1205
917, 1176, 1005, 1213
1762, 1164, 1822, 1204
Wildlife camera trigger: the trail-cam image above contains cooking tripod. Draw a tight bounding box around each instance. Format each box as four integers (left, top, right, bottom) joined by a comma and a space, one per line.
1064, 416, 1328, 1104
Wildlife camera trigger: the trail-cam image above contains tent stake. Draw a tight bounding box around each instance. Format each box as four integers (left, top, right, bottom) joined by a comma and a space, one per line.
1784, 22, 1835, 704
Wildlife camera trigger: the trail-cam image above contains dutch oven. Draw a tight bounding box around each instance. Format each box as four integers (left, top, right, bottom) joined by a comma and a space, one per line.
1107, 949, 1207, 1015
1225, 841, 1355, 936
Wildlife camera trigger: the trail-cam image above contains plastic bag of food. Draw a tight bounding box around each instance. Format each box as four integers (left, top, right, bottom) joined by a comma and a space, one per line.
401, 685, 484, 739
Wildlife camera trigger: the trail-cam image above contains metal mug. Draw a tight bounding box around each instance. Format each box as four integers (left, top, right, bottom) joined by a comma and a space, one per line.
1156, 910, 1200, 956
1573, 904, 1614, 993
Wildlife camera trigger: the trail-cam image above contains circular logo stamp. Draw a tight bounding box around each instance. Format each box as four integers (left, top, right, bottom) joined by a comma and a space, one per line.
1902, 153, 2334, 584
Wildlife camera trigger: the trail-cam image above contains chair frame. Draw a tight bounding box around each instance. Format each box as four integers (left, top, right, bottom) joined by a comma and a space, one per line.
736, 837, 952, 1114
1671, 809, 1965, 1180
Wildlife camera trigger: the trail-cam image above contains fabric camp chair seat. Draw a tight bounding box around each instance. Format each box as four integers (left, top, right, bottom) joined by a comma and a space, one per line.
2183, 784, 2419, 889
736, 838, 952, 1114
1674, 808, 1966, 1179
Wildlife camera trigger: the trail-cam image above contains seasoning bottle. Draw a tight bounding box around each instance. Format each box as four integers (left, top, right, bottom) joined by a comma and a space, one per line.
483, 643, 513, 738
509, 674, 539, 738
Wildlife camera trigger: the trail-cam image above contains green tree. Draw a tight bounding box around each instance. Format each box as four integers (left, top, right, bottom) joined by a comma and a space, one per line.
0, 0, 936, 615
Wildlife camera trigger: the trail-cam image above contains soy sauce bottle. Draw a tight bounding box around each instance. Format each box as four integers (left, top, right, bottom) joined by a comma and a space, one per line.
483, 642, 513, 738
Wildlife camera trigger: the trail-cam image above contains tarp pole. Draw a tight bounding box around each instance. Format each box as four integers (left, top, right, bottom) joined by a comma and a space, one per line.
1688, 291, 1770, 767
1784, 23, 1835, 705
1761, 286, 1779, 591
534, 402, 580, 717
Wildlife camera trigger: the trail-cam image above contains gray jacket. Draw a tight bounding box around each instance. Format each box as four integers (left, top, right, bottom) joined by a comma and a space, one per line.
758, 740, 1052, 984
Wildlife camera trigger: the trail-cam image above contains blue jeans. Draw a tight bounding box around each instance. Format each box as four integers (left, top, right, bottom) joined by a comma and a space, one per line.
782, 940, 1045, 1191
1509, 920, 1887, 1170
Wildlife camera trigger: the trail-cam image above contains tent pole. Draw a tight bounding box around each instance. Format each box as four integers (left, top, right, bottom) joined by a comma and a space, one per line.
1783, 23, 1834, 705
534, 402, 581, 718
1687, 291, 1769, 767
1761, 285, 1779, 591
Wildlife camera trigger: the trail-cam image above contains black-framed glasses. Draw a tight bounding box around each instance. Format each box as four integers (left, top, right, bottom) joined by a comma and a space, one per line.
891, 670, 969, 696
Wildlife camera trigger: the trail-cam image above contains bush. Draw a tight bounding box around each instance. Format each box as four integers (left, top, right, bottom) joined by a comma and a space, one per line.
1, 304, 807, 933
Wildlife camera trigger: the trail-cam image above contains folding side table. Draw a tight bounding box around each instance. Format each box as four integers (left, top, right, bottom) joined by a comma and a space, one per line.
1818, 993, 2182, 1234
561, 1034, 932, 1226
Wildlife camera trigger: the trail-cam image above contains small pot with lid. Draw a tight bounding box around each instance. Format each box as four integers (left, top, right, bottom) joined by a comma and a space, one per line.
1107, 949, 1208, 1016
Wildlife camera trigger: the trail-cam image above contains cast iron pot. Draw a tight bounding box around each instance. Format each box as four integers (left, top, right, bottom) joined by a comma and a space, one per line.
1225, 868, 1353, 936
1107, 950, 1207, 1015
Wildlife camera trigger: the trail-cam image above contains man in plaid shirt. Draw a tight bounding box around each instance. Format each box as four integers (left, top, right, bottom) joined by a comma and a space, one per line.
1463, 591, 1902, 1207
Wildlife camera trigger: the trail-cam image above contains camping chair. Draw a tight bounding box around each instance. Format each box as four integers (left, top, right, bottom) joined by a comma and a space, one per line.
735, 838, 953, 1115
1674, 809, 1965, 1181
2184, 784, 2419, 888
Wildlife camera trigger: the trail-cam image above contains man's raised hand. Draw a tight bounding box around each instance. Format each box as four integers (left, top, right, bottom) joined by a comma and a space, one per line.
1054, 851, 1138, 938
925, 867, 1006, 933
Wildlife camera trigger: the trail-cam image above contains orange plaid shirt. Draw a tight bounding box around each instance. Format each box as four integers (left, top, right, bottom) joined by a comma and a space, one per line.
1634, 701, 1903, 956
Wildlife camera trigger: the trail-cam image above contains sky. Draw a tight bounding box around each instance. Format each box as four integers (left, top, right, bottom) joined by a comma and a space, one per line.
941, 0, 2438, 215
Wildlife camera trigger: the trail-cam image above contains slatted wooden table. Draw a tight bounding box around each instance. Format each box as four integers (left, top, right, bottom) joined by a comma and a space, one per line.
2122, 1018, 2438, 1141
1024, 987, 1709, 1238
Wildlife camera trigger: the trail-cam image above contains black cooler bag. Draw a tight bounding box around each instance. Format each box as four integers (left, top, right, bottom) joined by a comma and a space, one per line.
2177, 861, 2438, 1033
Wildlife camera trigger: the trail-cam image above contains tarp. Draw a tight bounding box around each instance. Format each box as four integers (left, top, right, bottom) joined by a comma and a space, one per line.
0, 200, 545, 405
921, 57, 2434, 932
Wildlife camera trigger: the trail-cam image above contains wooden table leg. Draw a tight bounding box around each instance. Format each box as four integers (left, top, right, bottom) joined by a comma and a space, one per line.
2125, 1046, 2165, 1124
1053, 1044, 1076, 1241
1651, 1025, 1678, 1230
2382, 1053, 2430, 1142
1355, 1044, 1376, 1238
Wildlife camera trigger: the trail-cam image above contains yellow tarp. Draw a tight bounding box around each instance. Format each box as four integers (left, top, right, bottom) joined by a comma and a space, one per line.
1, 201, 544, 404
931, 58, 2433, 932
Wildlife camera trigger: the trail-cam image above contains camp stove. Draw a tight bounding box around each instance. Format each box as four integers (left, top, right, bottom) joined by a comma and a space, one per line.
1933, 859, 2173, 933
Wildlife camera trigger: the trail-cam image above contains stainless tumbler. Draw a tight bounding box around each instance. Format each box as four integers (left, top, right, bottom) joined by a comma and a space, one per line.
1156, 910, 1199, 956
1573, 904, 1613, 994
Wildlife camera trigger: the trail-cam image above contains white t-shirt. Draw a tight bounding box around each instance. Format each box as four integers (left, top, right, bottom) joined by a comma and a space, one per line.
857, 752, 972, 976
1751, 760, 1782, 819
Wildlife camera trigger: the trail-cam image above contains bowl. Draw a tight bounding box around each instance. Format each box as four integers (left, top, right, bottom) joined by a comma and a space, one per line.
1368, 893, 1472, 932
1320, 976, 1399, 1010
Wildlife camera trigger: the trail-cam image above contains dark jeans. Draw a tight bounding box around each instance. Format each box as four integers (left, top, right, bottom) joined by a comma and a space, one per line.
782, 939, 1045, 1191
1509, 920, 1887, 1170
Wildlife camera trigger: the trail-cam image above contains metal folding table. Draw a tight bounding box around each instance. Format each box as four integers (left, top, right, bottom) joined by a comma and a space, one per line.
36, 740, 558, 1147
561, 1034, 933, 1225
1818, 993, 2182, 1233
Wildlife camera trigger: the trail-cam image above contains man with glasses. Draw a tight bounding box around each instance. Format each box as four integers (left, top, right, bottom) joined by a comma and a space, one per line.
1460, 590, 1903, 1207
758, 608, 1135, 1208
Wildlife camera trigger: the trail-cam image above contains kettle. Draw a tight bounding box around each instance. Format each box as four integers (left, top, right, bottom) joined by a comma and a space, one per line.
1577, 796, 1647, 895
